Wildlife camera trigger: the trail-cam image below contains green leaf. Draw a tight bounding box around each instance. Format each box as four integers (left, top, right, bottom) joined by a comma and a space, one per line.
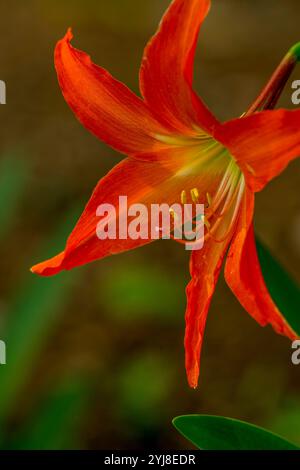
173, 415, 299, 450
256, 237, 300, 335
268, 398, 300, 447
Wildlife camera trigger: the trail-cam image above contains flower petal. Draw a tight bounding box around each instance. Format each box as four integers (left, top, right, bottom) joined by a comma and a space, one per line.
216, 109, 300, 192
139, 0, 219, 134
31, 148, 224, 277
184, 237, 230, 389
184, 176, 245, 388
55, 29, 170, 159
225, 189, 298, 340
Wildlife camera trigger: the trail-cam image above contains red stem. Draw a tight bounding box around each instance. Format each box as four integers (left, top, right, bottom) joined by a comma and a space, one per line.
245, 45, 300, 115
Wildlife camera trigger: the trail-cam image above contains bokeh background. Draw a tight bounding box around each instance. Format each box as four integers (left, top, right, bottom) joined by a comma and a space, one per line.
0, 0, 299, 450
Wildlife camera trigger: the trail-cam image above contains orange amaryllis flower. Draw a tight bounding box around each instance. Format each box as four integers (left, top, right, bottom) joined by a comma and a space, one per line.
31, 0, 300, 388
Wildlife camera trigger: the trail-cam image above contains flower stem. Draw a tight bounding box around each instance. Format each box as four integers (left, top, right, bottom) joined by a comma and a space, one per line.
245, 42, 300, 115
290, 42, 300, 61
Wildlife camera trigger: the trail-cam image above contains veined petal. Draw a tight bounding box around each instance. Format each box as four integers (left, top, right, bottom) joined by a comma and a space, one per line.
225, 189, 298, 340
31, 146, 228, 277
216, 109, 300, 192
184, 239, 229, 389
139, 0, 219, 135
55, 29, 171, 159
184, 174, 244, 388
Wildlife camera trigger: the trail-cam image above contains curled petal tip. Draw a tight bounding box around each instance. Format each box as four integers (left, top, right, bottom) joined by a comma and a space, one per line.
56, 28, 73, 53
30, 264, 38, 274
30, 252, 65, 277
66, 27, 74, 41
187, 369, 199, 389
65, 27, 73, 42
189, 381, 198, 390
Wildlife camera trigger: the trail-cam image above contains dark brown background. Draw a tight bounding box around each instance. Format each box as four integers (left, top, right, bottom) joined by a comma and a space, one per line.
0, 0, 299, 449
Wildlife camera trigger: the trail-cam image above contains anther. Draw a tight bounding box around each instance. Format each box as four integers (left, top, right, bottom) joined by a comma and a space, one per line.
190, 188, 199, 203
181, 190, 187, 205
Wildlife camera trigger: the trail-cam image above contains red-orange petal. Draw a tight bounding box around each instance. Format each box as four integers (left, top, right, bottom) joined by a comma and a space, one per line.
31, 158, 164, 276
216, 109, 300, 192
31, 148, 221, 277
225, 189, 298, 340
185, 234, 232, 389
139, 0, 219, 135
183, 173, 246, 389
55, 29, 170, 159
31, 131, 239, 278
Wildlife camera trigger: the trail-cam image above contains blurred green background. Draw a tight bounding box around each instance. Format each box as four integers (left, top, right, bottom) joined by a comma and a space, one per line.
0, 0, 299, 450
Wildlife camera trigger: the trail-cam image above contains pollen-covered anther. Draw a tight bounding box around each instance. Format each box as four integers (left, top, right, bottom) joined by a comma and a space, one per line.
181, 190, 187, 205
190, 187, 200, 203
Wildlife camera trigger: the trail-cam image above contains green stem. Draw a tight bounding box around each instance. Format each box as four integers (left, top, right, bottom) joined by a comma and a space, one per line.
289, 41, 300, 61
245, 43, 300, 115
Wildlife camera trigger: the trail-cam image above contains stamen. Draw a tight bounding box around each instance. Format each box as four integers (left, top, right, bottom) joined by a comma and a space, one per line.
169, 208, 178, 222
213, 160, 236, 206
204, 175, 245, 243
181, 190, 187, 205
229, 175, 246, 224
206, 192, 212, 208
190, 188, 199, 203
207, 160, 240, 221
172, 152, 245, 249
201, 214, 211, 229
